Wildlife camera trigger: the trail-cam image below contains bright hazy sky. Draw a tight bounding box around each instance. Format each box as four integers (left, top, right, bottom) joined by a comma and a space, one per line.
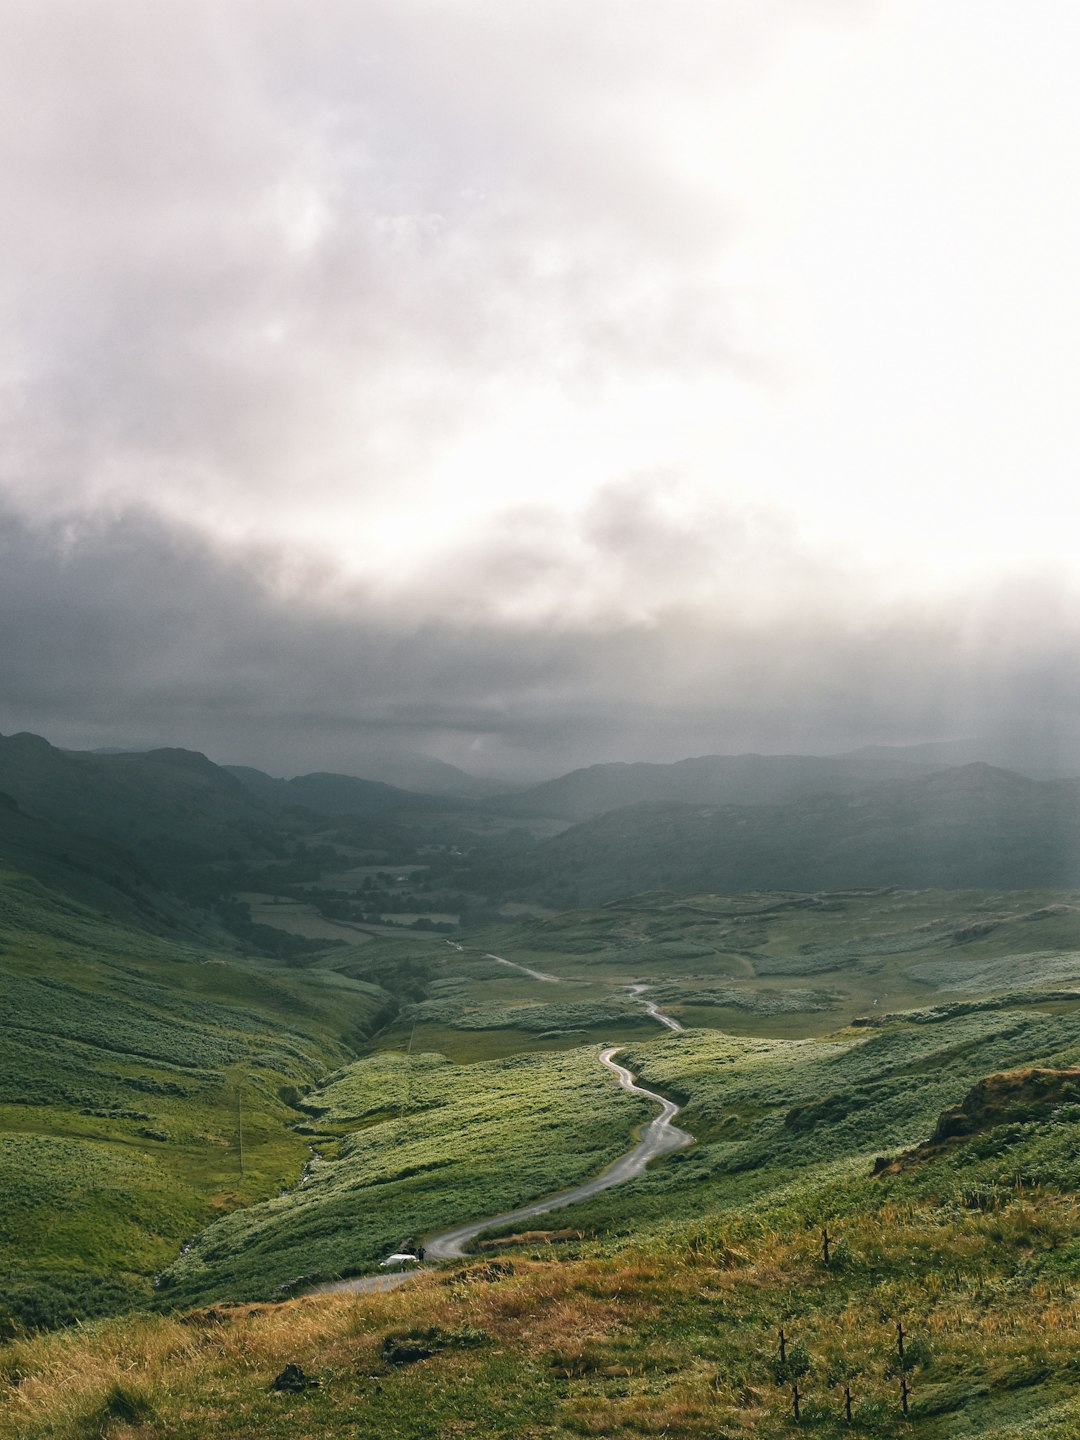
1, 2, 1077, 777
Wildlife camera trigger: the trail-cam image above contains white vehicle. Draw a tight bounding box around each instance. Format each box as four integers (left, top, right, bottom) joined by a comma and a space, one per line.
380, 1252, 419, 1268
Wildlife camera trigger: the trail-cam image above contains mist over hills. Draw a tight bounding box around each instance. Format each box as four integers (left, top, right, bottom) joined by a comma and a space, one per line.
265, 748, 507, 799
224, 765, 455, 818
469, 764, 1080, 907
2, 731, 1078, 930
494, 747, 952, 821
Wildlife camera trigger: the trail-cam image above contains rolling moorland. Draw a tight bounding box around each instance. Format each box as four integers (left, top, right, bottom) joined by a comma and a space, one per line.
1, 732, 1080, 1438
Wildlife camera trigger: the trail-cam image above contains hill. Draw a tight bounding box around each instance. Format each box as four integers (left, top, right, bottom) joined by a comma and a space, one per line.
6, 887, 1080, 1438
0, 864, 398, 1338
0, 785, 181, 931
225, 766, 455, 817
469, 764, 1080, 906
318, 749, 510, 799
495, 748, 948, 821
0, 733, 451, 948
0, 733, 287, 877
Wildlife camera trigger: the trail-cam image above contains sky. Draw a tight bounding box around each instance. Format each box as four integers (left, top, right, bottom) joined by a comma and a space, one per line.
1, 1, 1078, 780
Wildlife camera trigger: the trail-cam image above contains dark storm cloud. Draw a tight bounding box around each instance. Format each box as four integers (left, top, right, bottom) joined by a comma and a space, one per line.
1, 507, 1077, 780
1, 4, 1077, 780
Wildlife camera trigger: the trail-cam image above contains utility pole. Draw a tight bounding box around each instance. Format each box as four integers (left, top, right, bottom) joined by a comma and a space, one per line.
237, 1080, 245, 1178
400, 1022, 416, 1122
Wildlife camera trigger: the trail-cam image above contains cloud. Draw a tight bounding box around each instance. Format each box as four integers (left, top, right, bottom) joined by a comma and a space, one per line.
0, 505, 1077, 779
1, 4, 1078, 778
0, 0, 780, 555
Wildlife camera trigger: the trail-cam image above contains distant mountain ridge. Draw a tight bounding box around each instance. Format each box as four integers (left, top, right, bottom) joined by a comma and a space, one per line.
281, 749, 509, 799
225, 765, 457, 816
469, 763, 1080, 905
90, 740, 505, 798
493, 747, 954, 821
4, 731, 1078, 927
0, 732, 268, 856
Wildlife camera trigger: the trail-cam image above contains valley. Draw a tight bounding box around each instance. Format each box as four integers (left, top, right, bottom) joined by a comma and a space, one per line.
2, 733, 1080, 1438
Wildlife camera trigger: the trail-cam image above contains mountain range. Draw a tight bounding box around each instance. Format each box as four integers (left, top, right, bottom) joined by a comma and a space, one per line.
1, 731, 1078, 929
468, 762, 1080, 907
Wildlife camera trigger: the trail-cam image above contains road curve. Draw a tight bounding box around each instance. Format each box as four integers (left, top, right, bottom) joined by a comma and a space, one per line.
625, 983, 684, 1033
424, 1045, 692, 1259
309, 1038, 691, 1294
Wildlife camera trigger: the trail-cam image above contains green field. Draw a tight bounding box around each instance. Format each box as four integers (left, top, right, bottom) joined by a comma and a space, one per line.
134, 889, 1080, 1307
0, 869, 396, 1335
4, 883, 1080, 1438
159, 1044, 653, 1305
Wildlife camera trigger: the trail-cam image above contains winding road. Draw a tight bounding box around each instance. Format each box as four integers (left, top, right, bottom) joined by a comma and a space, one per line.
307, 964, 690, 1296
422, 1044, 691, 1260
484, 951, 561, 983
625, 982, 684, 1033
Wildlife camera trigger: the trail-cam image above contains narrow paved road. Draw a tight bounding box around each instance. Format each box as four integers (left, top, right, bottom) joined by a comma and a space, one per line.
306, 962, 690, 1296
422, 1044, 691, 1260
484, 952, 561, 983
309, 1035, 690, 1294
625, 983, 684, 1033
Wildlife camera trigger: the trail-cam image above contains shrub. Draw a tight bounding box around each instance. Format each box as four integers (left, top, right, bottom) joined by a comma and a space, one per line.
771, 1339, 811, 1384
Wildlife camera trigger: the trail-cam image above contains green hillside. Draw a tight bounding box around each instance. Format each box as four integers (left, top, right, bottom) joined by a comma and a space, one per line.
2, 724, 1080, 1440
0, 866, 396, 1337
493, 749, 945, 821
3, 889, 1080, 1439
139, 890, 1080, 1307
469, 767, 1080, 905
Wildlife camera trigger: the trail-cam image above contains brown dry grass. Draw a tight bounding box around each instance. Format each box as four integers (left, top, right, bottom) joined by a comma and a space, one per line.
4, 1195, 1080, 1439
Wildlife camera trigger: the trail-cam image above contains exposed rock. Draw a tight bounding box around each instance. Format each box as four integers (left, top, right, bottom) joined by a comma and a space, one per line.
875, 1067, 1080, 1176
383, 1342, 435, 1366
271, 1363, 319, 1393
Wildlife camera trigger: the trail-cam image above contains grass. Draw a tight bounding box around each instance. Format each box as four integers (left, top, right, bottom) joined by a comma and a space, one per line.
459, 889, 1080, 1034
5, 1175, 1080, 1439
368, 1019, 663, 1064
0, 868, 396, 1335
525, 1002, 1080, 1243
3, 884, 1080, 1436
158, 1045, 653, 1305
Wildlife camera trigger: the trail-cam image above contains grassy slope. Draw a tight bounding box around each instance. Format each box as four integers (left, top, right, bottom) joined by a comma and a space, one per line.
3, 888, 1080, 1437
159, 1045, 652, 1305
129, 891, 1080, 1305
464, 888, 1080, 1034
0, 868, 395, 1333
468, 769, 1080, 904
6, 1134, 1080, 1439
